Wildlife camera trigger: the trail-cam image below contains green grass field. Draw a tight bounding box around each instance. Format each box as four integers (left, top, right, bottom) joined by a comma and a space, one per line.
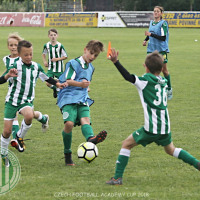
0, 27, 200, 200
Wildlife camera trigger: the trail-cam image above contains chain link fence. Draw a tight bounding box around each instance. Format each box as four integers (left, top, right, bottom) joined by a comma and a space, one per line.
0, 0, 83, 12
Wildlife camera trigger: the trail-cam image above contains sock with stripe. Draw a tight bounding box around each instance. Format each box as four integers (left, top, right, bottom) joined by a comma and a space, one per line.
173, 148, 199, 169
114, 148, 130, 179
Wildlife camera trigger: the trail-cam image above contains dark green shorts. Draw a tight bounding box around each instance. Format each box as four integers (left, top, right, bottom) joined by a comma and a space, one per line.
61, 104, 91, 126
132, 127, 172, 147
147, 52, 168, 64
4, 102, 33, 119
47, 69, 63, 79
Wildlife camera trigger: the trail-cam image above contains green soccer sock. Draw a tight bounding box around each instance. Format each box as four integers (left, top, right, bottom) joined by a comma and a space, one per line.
38, 115, 47, 124
12, 125, 19, 139
62, 131, 72, 154
165, 74, 172, 90
81, 124, 94, 141
114, 148, 130, 179
51, 85, 57, 90
178, 149, 199, 169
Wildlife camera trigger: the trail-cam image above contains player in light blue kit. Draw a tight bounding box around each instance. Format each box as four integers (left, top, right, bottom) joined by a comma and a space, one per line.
57, 40, 107, 166
143, 6, 172, 100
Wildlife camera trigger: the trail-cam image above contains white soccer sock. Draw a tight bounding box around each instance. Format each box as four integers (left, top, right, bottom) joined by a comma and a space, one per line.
173, 148, 182, 158
12, 120, 19, 126
17, 119, 32, 138
36, 111, 43, 121
1, 134, 10, 156
119, 148, 131, 157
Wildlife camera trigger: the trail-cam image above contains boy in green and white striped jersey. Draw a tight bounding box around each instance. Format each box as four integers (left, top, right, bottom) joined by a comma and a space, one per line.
42, 28, 68, 98
1, 40, 68, 158
106, 49, 200, 185
2, 32, 22, 140
3, 33, 51, 140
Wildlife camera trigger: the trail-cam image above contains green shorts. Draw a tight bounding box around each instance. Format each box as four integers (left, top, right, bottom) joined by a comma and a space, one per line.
61, 104, 91, 126
47, 69, 63, 79
4, 102, 33, 120
147, 52, 168, 64
132, 127, 172, 147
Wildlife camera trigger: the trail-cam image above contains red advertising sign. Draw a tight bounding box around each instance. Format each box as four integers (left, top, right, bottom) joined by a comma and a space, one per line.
0, 13, 45, 27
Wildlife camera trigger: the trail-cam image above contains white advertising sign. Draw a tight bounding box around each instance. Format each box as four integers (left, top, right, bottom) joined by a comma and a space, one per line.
98, 12, 126, 27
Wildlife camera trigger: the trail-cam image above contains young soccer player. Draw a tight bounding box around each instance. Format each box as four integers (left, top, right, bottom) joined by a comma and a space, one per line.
1, 40, 68, 164
3, 33, 50, 139
57, 40, 107, 166
42, 28, 68, 98
2, 32, 23, 139
143, 6, 172, 100
106, 49, 200, 185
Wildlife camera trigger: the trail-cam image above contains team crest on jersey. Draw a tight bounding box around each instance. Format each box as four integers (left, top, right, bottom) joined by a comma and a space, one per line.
63, 112, 69, 119
32, 69, 38, 78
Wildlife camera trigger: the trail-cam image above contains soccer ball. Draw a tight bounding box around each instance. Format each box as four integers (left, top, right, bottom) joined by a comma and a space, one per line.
77, 142, 98, 163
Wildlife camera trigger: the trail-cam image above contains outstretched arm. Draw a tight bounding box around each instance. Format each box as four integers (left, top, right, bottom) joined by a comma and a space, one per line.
108, 48, 136, 84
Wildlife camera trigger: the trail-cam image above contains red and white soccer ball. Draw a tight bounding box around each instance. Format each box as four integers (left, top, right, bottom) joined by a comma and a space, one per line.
77, 142, 98, 163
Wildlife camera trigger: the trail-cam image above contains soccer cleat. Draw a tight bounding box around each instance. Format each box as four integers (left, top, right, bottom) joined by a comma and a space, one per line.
10, 135, 25, 152
64, 152, 75, 166
53, 88, 57, 98
167, 88, 173, 100
1, 155, 11, 167
87, 130, 107, 145
42, 114, 49, 133
106, 177, 123, 185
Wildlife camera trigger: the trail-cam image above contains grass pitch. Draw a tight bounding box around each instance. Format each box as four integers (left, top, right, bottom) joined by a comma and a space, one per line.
0, 27, 200, 200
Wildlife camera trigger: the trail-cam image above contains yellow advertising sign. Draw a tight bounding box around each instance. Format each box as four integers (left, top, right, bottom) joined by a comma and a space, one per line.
45, 13, 97, 27
163, 12, 200, 27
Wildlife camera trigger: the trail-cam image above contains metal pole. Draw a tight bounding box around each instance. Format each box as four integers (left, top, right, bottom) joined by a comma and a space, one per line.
42, 0, 44, 12
33, 0, 35, 12
74, 0, 75, 12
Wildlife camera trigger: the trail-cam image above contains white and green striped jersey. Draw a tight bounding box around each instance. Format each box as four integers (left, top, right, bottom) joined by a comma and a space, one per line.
3, 55, 20, 69
134, 73, 170, 134
42, 42, 68, 73
5, 60, 49, 106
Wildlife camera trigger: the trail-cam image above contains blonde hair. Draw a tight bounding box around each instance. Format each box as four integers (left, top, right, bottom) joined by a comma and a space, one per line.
154, 6, 164, 19
7, 32, 23, 45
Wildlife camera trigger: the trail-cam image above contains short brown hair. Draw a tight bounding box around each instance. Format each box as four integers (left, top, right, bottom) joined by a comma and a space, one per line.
86, 40, 104, 54
145, 51, 164, 74
17, 40, 32, 53
48, 28, 58, 35
7, 32, 23, 45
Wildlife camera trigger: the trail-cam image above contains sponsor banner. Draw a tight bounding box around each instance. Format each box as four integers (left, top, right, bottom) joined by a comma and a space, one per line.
117, 12, 154, 27
45, 13, 97, 27
98, 12, 126, 27
0, 13, 44, 27
163, 12, 200, 27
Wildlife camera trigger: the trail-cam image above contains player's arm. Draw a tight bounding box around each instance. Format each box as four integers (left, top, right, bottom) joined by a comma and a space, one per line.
51, 56, 67, 62
145, 31, 166, 41
0, 68, 18, 84
108, 48, 136, 83
38, 64, 68, 88
42, 45, 48, 67
42, 53, 48, 67
66, 65, 90, 88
